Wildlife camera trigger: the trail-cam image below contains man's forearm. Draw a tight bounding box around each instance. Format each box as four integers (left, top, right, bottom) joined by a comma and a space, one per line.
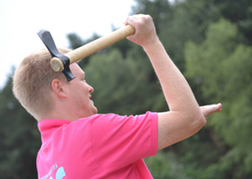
143, 38, 200, 116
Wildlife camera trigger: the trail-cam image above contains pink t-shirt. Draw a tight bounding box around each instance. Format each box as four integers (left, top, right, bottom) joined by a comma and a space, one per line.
37, 112, 158, 179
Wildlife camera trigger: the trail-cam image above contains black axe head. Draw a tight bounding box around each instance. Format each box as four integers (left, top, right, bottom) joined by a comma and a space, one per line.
37, 30, 75, 82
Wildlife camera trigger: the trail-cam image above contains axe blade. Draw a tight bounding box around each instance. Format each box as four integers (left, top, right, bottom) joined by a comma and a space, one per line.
37, 30, 75, 82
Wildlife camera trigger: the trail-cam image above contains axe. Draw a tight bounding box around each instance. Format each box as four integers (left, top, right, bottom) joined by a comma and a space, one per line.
37, 25, 135, 81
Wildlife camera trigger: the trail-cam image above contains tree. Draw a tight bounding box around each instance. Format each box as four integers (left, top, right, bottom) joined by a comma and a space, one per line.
185, 18, 252, 178
212, 0, 252, 44
84, 49, 165, 115
0, 70, 40, 178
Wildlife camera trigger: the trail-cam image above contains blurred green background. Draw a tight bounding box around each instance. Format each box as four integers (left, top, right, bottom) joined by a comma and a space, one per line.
1, 0, 252, 178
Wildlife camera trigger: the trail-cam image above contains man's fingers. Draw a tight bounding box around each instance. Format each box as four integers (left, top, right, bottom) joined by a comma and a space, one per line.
200, 103, 222, 118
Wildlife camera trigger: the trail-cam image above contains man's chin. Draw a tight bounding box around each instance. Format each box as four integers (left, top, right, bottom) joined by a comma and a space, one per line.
93, 107, 98, 114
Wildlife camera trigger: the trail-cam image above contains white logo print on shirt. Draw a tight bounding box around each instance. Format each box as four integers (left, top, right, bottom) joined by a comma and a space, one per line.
40, 164, 67, 179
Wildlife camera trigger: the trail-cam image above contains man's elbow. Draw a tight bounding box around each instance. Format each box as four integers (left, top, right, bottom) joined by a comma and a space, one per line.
198, 114, 207, 128
191, 113, 207, 132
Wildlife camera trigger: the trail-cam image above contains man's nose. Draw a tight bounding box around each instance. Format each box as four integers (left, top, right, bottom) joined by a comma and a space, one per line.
88, 84, 94, 93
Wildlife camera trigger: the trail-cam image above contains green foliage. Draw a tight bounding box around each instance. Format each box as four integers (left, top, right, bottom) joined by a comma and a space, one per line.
213, 0, 252, 43
185, 18, 252, 178
144, 151, 190, 179
0, 71, 40, 178
84, 49, 165, 115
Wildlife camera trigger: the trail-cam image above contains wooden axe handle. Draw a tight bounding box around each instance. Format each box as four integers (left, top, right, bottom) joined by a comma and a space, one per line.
50, 24, 135, 72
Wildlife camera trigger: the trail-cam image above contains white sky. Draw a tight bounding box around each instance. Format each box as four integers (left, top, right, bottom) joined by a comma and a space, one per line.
0, 0, 135, 89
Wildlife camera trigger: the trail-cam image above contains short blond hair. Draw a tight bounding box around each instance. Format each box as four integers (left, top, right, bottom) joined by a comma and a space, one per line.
13, 48, 71, 120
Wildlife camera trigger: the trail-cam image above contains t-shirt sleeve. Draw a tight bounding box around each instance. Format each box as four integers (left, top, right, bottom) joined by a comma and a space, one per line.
89, 112, 158, 170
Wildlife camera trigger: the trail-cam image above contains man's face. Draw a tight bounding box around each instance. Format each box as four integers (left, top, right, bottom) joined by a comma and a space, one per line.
65, 63, 97, 118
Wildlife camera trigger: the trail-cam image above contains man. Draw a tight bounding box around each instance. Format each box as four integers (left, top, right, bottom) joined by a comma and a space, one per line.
13, 14, 222, 178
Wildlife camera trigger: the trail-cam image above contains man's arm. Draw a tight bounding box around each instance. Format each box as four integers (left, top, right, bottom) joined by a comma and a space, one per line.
126, 15, 222, 150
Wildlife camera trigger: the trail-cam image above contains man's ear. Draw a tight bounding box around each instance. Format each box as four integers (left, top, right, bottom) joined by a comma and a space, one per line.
51, 79, 67, 98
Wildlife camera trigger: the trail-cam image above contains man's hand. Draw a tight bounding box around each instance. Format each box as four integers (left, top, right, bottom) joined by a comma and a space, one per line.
200, 103, 222, 119
125, 14, 158, 47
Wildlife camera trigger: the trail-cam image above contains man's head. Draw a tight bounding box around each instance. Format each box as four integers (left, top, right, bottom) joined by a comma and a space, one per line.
13, 48, 97, 121
50, 63, 98, 120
